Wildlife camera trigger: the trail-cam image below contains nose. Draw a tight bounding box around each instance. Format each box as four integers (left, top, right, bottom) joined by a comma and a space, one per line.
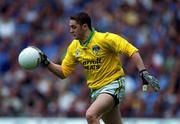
70, 28, 73, 34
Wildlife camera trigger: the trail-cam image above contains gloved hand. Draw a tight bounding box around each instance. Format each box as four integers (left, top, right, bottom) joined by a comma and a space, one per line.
139, 69, 160, 92
30, 46, 50, 67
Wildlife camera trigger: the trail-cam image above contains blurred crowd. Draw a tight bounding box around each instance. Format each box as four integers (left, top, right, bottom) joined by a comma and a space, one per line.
0, 0, 179, 118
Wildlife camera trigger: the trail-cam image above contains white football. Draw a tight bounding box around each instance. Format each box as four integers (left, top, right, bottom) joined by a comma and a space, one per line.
18, 46, 41, 70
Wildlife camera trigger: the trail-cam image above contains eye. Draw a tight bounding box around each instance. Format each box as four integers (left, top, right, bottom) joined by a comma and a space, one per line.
72, 25, 77, 29
70, 25, 76, 29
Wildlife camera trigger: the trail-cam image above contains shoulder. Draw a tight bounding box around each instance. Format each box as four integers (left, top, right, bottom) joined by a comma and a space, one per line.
95, 31, 121, 41
68, 39, 79, 48
105, 32, 122, 40
66, 39, 79, 53
94, 31, 108, 39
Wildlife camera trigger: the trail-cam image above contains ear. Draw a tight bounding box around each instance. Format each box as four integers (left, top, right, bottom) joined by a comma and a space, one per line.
82, 24, 88, 30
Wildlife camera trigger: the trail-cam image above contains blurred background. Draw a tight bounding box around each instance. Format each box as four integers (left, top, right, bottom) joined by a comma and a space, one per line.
0, 0, 179, 121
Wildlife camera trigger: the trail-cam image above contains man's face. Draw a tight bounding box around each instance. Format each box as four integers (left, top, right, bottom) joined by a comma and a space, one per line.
69, 19, 85, 40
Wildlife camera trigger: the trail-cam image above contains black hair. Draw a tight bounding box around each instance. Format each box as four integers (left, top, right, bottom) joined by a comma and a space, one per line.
70, 12, 92, 30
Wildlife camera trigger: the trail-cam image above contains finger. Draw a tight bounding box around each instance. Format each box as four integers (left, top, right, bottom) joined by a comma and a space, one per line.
142, 85, 148, 91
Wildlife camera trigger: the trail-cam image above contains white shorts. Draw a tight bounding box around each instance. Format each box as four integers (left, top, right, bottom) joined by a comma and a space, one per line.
91, 77, 125, 105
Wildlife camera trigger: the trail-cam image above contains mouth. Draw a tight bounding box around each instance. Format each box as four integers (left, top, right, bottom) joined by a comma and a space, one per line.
73, 34, 78, 39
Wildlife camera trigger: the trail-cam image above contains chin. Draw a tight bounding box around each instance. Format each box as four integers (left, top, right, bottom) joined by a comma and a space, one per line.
73, 35, 81, 40
74, 37, 78, 40
74, 37, 80, 40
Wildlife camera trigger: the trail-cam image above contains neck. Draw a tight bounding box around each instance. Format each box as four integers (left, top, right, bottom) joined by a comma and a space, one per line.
81, 29, 91, 43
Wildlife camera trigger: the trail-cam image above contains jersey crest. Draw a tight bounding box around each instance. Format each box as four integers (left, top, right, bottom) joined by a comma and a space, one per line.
75, 49, 81, 57
92, 45, 100, 55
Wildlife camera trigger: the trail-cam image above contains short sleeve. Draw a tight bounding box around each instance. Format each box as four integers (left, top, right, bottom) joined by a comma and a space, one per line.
61, 45, 77, 78
105, 33, 138, 57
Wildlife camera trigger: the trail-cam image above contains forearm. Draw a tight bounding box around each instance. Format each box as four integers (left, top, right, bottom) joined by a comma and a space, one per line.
47, 62, 65, 79
130, 52, 146, 71
130, 52, 160, 91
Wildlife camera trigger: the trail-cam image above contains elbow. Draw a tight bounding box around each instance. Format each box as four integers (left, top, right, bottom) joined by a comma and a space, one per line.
59, 70, 66, 79
131, 51, 139, 57
60, 75, 66, 79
